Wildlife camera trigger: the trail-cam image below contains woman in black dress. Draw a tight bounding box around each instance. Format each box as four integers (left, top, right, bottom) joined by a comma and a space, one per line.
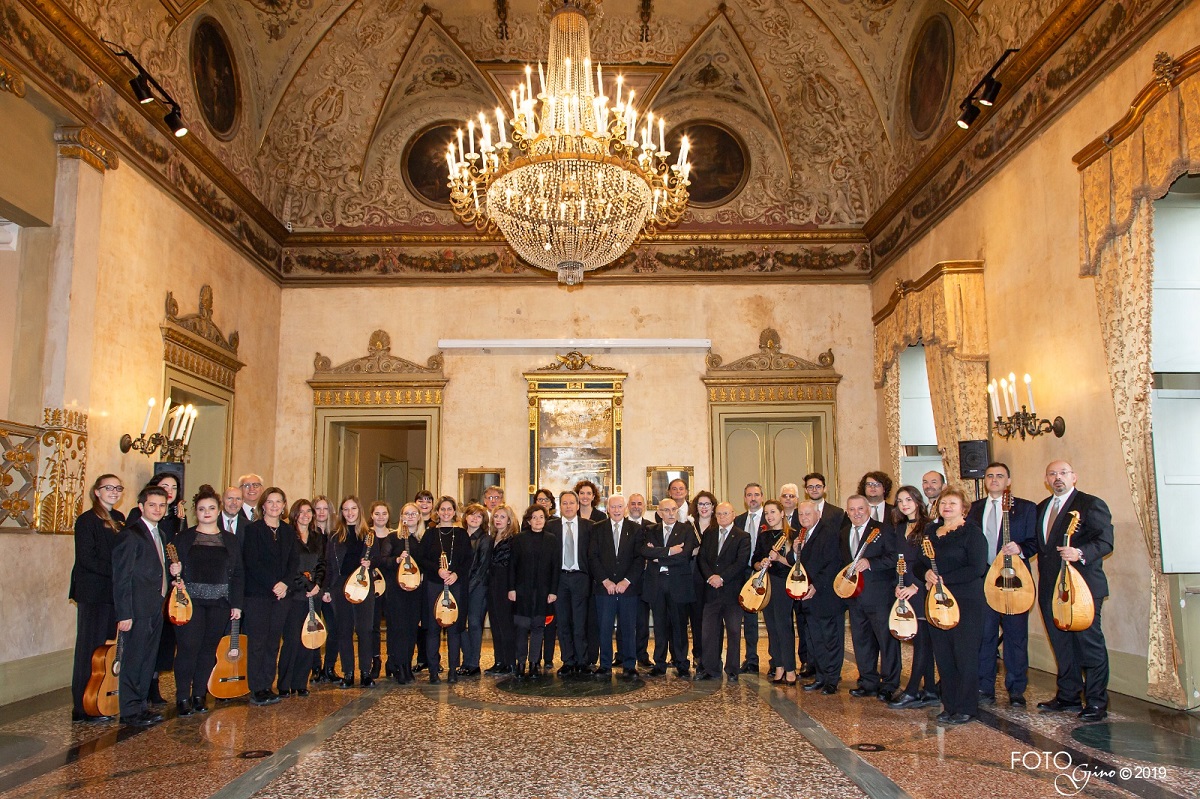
380, 502, 424, 683
907, 486, 988, 725
486, 505, 518, 675
688, 490, 718, 678
311, 495, 339, 682
887, 486, 939, 710
367, 501, 394, 680
412, 489, 435, 672
277, 498, 326, 697
323, 496, 379, 688
169, 485, 243, 716
459, 503, 493, 677
415, 496, 473, 684
756, 499, 797, 685
242, 487, 297, 704
70, 474, 126, 721
508, 505, 560, 679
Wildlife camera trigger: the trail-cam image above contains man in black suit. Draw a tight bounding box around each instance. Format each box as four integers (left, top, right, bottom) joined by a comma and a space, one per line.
922, 471, 946, 520
858, 471, 896, 525
733, 482, 765, 672
967, 461, 1038, 707
842, 494, 900, 701
1034, 460, 1114, 721
554, 491, 593, 676
112, 485, 170, 727
697, 502, 751, 681
625, 493, 653, 668
589, 495, 645, 679
220, 486, 246, 535
641, 499, 698, 677
238, 474, 264, 520
805, 472, 846, 531
794, 500, 845, 693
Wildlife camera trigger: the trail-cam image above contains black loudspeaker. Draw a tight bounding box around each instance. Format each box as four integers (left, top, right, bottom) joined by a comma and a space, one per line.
957, 440, 989, 479
153, 461, 185, 498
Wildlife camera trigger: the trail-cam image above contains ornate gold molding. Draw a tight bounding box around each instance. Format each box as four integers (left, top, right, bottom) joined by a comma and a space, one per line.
161, 286, 245, 390
34, 407, 87, 535
532, 352, 617, 373
309, 330, 447, 408
872, 260, 985, 325
0, 54, 26, 97
0, 419, 40, 532
703, 329, 841, 404
53, 125, 119, 173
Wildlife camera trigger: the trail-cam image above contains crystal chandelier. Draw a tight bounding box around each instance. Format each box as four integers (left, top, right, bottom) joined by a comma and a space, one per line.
447, 1, 691, 285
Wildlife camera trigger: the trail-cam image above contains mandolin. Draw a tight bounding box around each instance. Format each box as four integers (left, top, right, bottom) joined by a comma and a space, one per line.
433, 551, 460, 627
784, 527, 811, 599
1051, 511, 1095, 631
984, 489, 1036, 615
82, 633, 122, 718
397, 533, 422, 591
888, 555, 918, 641
921, 537, 959, 630
208, 617, 250, 699
738, 531, 789, 612
343, 531, 375, 604
165, 543, 193, 626
372, 568, 387, 597
833, 528, 881, 599
301, 595, 327, 650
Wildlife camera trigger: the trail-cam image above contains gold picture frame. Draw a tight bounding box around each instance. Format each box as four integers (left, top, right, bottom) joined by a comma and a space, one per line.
458, 468, 505, 505
646, 466, 695, 510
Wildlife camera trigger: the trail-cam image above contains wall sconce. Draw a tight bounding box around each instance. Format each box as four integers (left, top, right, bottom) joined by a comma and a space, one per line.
987, 372, 1065, 440
120, 397, 197, 461
957, 48, 1019, 130
101, 39, 188, 137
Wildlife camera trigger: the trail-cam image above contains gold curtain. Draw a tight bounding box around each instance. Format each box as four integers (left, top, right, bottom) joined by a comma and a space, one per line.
1075, 52, 1200, 705
874, 263, 991, 486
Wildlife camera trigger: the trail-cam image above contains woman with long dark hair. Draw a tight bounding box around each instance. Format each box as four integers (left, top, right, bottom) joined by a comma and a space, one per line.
169, 485, 243, 716
509, 505, 560, 679
412, 489, 434, 672
574, 480, 606, 523
323, 495, 379, 688
688, 489, 718, 678
486, 505, 519, 675
367, 500, 393, 680
756, 499, 797, 685
70, 474, 126, 721
277, 498, 326, 697
888, 486, 939, 710
381, 502, 424, 683
311, 495, 339, 683
415, 496, 473, 683
242, 486, 296, 704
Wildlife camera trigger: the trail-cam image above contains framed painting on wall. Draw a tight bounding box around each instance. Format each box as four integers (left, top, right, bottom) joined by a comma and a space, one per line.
459, 468, 504, 505
646, 466, 694, 510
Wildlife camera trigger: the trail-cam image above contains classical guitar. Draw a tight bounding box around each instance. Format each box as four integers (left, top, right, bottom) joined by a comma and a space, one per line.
833, 528, 881, 599
738, 531, 789, 613
344, 531, 375, 604
984, 489, 1036, 615
1051, 511, 1095, 631
301, 595, 327, 650
397, 533, 422, 591
433, 551, 460, 628
165, 543, 193, 626
208, 617, 250, 699
784, 526, 811, 599
82, 633, 122, 717
888, 555, 918, 641
921, 537, 959, 630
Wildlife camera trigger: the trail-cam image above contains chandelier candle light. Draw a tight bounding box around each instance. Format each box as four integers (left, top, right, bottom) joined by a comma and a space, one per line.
447, 1, 691, 285
987, 373, 1065, 440
119, 397, 199, 461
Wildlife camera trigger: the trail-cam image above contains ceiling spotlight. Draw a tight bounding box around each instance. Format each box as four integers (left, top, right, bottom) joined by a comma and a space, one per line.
164, 106, 188, 137
130, 72, 154, 104
957, 101, 981, 130
979, 76, 1002, 107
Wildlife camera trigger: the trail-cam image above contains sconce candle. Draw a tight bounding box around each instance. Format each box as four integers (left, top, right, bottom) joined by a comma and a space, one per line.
182, 408, 198, 446
999, 378, 1012, 416
988, 381, 1001, 419
1024, 373, 1035, 414
1007, 372, 1019, 410
141, 397, 155, 436
158, 397, 171, 433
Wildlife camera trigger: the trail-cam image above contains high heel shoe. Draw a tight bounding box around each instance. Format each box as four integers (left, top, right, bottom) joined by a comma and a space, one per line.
785, 673, 798, 686
370, 657, 382, 680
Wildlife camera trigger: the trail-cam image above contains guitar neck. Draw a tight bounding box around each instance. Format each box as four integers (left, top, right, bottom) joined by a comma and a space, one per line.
230, 617, 241, 648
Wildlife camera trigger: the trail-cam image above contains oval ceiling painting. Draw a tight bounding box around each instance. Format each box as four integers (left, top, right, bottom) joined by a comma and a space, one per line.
666, 122, 748, 208
907, 15, 954, 139
191, 17, 240, 139
404, 123, 459, 208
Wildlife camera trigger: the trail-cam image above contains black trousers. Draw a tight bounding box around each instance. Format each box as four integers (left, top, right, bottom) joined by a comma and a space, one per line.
701, 596, 742, 678
763, 575, 796, 673
174, 601, 229, 700
848, 599, 900, 692
425, 581, 465, 676
72, 601, 115, 714
384, 583, 422, 674
980, 605, 1030, 696
903, 619, 936, 695
794, 601, 812, 665
596, 593, 638, 669
119, 613, 162, 719
556, 571, 590, 667
742, 610, 760, 667
1040, 595, 1109, 709
806, 610, 845, 688
278, 599, 316, 692
371, 592, 384, 662
543, 615, 558, 666
244, 595, 288, 693
689, 573, 706, 671
647, 589, 691, 669
585, 593, 599, 665
514, 614, 546, 669
335, 591, 375, 678
462, 582, 489, 670
635, 599, 651, 662
488, 581, 516, 668
154, 612, 176, 673
320, 595, 340, 673
930, 589, 984, 716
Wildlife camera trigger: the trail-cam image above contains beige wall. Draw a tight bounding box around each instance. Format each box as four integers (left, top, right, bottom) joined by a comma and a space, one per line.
273, 283, 880, 512
871, 7, 1200, 701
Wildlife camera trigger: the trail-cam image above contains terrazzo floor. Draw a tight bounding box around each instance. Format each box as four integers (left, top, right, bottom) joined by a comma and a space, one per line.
0, 632, 1196, 799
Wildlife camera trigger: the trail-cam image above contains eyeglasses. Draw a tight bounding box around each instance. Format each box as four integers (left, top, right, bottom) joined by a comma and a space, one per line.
805, 484, 824, 491
780, 493, 797, 499
1046, 470, 1074, 478
98, 485, 124, 492
864, 481, 883, 488
241, 482, 263, 489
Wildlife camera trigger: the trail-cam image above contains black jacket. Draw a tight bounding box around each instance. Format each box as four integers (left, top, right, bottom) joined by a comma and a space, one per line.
509, 529, 561, 616
172, 527, 246, 609
467, 528, 494, 591
288, 528, 327, 601
242, 519, 299, 599
641, 521, 698, 603
794, 519, 844, 617
588, 518, 645, 595
838, 518, 897, 608
550, 516, 593, 575
968, 495, 1039, 558
697, 527, 750, 605
754, 528, 793, 580
1034, 490, 1114, 600
415, 526, 474, 587
70, 508, 126, 604
112, 518, 167, 620
914, 520, 989, 591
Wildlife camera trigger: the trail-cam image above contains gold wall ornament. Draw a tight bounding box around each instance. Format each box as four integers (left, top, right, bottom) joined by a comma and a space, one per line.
162, 286, 245, 390
34, 408, 87, 535
0, 54, 26, 97
1153, 51, 1181, 88
53, 125, 119, 173
309, 330, 447, 408
534, 351, 617, 373
0, 419, 41, 532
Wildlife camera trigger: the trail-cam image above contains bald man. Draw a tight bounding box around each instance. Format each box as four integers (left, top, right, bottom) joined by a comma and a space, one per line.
1034, 460, 1114, 722
696, 502, 750, 681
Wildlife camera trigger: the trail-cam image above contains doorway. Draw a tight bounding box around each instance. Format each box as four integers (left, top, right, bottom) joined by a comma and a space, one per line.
325, 421, 428, 508
163, 367, 233, 500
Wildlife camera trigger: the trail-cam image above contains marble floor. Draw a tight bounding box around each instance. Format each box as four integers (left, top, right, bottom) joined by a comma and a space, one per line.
1, 636, 1197, 799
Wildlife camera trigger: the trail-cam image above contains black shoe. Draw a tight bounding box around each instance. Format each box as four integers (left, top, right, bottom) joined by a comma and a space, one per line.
338, 677, 354, 689
324, 668, 342, 683
740, 662, 759, 674
192, 695, 208, 713
849, 688, 873, 698
557, 665, 576, 677
250, 690, 281, 706
637, 659, 654, 670
917, 691, 942, 707
176, 699, 193, 717
429, 673, 441, 685
725, 673, 739, 682
295, 689, 310, 697
649, 666, 667, 677
676, 668, 691, 679
485, 664, 506, 675
71, 710, 114, 723
978, 693, 996, 706
447, 672, 459, 684
593, 666, 612, 676
360, 673, 375, 688
946, 713, 972, 725
413, 662, 428, 673
820, 684, 837, 695
695, 673, 714, 681
1009, 694, 1027, 707
877, 689, 894, 702
1079, 706, 1108, 722
1037, 697, 1082, 712
798, 666, 817, 678
370, 657, 382, 680
803, 681, 825, 692
278, 689, 294, 698
120, 711, 158, 728
311, 667, 323, 682
936, 711, 952, 723
464, 667, 481, 677
888, 693, 922, 709
623, 668, 640, 681
148, 677, 166, 706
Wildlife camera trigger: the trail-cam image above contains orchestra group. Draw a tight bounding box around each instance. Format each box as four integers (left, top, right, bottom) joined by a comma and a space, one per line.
68, 459, 1114, 730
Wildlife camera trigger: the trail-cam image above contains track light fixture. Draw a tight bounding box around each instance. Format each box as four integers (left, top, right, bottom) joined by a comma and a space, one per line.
955, 48, 1019, 130
100, 39, 188, 137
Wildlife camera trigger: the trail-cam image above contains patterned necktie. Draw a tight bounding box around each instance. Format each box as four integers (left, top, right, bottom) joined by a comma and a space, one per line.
851, 525, 861, 552
1045, 496, 1062, 543
564, 520, 575, 570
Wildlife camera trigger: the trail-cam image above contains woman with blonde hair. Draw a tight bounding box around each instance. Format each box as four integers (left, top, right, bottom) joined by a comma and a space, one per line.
323, 496, 380, 688
381, 502, 424, 683
415, 496, 473, 683
486, 504, 519, 675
